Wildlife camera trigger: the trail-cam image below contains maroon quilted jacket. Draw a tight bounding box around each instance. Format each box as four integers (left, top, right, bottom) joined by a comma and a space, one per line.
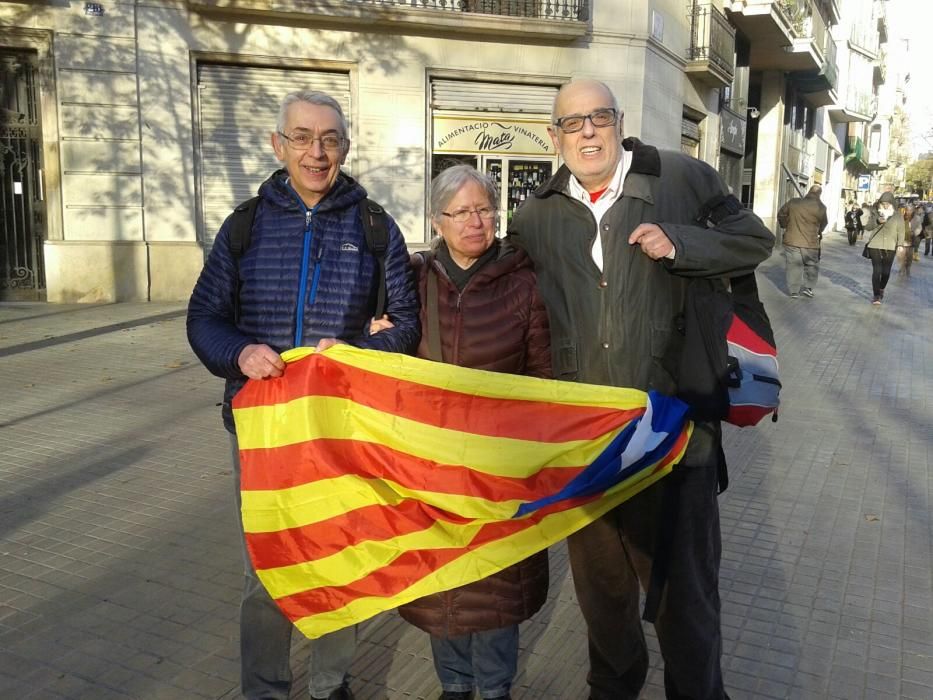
398, 241, 551, 638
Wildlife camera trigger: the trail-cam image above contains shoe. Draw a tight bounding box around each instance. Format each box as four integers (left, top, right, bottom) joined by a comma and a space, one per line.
872, 298, 882, 305
438, 691, 473, 700
326, 685, 354, 700
801, 288, 814, 298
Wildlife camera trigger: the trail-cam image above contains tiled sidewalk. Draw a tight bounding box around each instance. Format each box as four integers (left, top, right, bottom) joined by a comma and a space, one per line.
0, 229, 930, 699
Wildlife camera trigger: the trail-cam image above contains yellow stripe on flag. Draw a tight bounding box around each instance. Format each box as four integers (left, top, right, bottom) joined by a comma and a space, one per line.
242, 473, 527, 534
286, 459, 676, 638
235, 395, 616, 474
281, 346, 649, 409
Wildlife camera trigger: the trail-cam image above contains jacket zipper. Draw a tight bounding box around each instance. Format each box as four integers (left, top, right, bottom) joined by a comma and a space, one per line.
294, 208, 315, 347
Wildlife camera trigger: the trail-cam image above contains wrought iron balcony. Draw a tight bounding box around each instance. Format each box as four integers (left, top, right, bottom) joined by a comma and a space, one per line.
726, 0, 827, 73
792, 18, 837, 106
686, 1, 736, 87
187, 0, 590, 40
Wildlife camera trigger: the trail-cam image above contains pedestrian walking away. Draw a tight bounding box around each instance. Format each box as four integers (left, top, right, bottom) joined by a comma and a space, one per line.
507, 78, 773, 700
865, 191, 901, 305
923, 204, 933, 256
909, 205, 924, 263
186, 89, 420, 700
777, 185, 827, 299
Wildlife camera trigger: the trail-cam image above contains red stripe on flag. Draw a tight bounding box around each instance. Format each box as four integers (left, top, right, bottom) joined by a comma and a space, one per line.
233, 353, 642, 443
271, 494, 600, 621
240, 438, 586, 496
246, 499, 471, 570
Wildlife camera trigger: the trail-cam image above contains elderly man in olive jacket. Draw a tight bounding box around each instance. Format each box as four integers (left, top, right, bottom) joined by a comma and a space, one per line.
507, 78, 773, 700
777, 184, 828, 298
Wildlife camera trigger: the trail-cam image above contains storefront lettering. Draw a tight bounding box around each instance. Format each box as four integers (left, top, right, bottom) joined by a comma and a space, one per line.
434, 116, 554, 155
475, 125, 516, 151
437, 122, 488, 148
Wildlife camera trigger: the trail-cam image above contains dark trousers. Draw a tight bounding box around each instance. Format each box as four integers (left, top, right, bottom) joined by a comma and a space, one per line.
567, 459, 725, 700
868, 248, 895, 298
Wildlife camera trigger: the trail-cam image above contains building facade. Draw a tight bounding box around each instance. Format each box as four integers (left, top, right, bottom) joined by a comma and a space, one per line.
725, 0, 842, 232
1, 0, 747, 303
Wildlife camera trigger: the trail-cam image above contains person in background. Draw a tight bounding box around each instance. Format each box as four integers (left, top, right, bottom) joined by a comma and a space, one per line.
187, 90, 420, 700
844, 200, 863, 246
373, 164, 551, 700
777, 185, 828, 299
909, 205, 924, 263
923, 205, 933, 256
866, 191, 901, 304
898, 206, 914, 276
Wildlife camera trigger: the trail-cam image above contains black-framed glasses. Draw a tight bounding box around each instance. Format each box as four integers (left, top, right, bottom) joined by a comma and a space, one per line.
552, 108, 620, 134
441, 207, 498, 223
277, 131, 346, 151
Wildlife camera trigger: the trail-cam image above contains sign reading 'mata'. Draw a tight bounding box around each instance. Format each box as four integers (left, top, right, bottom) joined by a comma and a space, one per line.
433, 114, 555, 156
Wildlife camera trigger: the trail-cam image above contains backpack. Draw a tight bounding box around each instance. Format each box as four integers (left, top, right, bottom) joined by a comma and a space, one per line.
227, 196, 390, 323
672, 194, 781, 428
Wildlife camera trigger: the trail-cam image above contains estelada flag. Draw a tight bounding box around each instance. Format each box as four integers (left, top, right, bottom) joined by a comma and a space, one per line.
233, 345, 692, 639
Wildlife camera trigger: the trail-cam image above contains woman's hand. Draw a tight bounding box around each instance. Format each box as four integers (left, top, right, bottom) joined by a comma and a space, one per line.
369, 314, 395, 335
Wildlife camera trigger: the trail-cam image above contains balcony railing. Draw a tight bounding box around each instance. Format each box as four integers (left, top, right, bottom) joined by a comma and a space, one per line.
187, 0, 590, 40
686, 1, 736, 85
347, 0, 587, 20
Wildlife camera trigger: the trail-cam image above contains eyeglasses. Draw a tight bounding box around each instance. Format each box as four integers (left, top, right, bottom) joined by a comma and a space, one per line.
552, 108, 620, 134
441, 207, 498, 223
277, 131, 346, 151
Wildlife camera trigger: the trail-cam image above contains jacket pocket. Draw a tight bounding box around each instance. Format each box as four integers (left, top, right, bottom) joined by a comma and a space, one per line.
553, 339, 578, 381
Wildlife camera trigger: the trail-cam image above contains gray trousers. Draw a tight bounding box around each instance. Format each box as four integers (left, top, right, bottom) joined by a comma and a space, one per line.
783, 245, 820, 294
231, 434, 358, 699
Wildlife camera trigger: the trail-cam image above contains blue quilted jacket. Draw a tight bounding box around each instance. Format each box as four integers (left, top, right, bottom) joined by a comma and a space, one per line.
187, 169, 420, 431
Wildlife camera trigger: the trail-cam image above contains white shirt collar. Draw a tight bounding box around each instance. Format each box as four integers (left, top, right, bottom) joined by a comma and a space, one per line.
567, 149, 631, 205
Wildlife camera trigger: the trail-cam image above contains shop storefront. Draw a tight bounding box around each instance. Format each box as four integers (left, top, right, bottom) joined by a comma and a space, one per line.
429, 79, 558, 234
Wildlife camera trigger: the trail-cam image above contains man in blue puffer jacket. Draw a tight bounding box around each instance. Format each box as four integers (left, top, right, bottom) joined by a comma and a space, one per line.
187, 90, 419, 700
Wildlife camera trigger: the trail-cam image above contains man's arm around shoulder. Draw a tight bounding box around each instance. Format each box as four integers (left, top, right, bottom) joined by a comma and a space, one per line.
354, 214, 420, 355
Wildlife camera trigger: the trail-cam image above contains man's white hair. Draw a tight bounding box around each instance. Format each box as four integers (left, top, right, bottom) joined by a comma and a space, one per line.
276, 90, 348, 137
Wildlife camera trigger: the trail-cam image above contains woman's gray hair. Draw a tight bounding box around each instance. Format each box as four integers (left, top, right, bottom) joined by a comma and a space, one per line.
430, 164, 498, 221
276, 91, 348, 137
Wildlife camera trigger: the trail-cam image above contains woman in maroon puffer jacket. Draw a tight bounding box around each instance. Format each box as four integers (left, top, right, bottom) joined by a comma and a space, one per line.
373, 165, 550, 700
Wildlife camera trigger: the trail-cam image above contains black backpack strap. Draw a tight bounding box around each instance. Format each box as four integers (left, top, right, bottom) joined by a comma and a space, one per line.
360, 198, 389, 319
227, 196, 260, 323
